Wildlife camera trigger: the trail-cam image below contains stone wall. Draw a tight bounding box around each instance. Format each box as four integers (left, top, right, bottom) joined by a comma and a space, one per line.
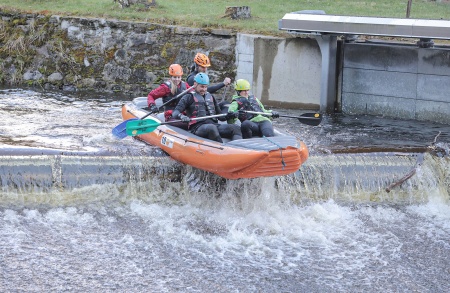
0, 12, 235, 96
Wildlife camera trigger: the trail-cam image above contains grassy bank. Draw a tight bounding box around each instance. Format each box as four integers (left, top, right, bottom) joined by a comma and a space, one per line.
1, 0, 449, 35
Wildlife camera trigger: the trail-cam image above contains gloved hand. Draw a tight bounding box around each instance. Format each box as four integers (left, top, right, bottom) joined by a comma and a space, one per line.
226, 111, 238, 120
164, 110, 173, 121
179, 114, 190, 122
149, 104, 159, 113
271, 111, 280, 119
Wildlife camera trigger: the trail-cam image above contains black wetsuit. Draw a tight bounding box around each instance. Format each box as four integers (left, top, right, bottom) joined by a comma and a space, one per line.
186, 66, 227, 94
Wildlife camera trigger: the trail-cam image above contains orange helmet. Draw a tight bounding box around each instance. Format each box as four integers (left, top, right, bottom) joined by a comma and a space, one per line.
194, 53, 211, 67
169, 64, 183, 76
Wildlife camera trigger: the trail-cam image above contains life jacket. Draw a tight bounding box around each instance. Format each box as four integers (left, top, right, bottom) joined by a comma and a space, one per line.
235, 95, 263, 121
187, 91, 216, 127
186, 68, 198, 86
162, 81, 187, 110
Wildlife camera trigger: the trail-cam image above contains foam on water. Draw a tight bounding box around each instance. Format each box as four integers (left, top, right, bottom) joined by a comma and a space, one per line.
1, 169, 449, 291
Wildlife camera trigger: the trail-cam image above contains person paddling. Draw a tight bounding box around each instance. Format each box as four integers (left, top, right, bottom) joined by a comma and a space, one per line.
147, 64, 191, 129
227, 79, 279, 139
172, 73, 241, 143
186, 52, 231, 94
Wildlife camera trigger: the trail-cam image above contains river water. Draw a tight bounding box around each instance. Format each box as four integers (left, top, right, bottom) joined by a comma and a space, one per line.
0, 87, 449, 292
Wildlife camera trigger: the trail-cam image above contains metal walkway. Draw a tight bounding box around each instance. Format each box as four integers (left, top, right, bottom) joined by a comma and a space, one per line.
278, 12, 450, 40
278, 11, 450, 113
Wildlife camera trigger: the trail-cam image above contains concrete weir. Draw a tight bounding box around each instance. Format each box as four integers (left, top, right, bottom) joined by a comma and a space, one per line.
1, 152, 448, 204
0, 154, 181, 193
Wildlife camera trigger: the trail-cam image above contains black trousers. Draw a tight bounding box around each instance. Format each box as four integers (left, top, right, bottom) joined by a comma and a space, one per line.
241, 120, 274, 139
193, 121, 242, 143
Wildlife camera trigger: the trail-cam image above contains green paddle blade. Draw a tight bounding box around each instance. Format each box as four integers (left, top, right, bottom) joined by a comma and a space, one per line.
126, 119, 161, 136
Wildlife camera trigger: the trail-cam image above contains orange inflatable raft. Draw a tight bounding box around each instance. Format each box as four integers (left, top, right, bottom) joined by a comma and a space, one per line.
121, 100, 309, 180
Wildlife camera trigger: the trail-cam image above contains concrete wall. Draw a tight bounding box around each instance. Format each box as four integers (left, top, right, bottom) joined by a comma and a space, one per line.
236, 34, 322, 110
341, 42, 450, 124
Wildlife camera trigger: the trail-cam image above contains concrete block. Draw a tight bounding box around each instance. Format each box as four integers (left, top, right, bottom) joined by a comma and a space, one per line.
418, 49, 450, 76
415, 100, 450, 124
236, 34, 255, 55
237, 61, 253, 75
344, 43, 418, 73
417, 74, 450, 102
343, 68, 417, 99
237, 53, 253, 63
342, 93, 416, 119
253, 37, 321, 106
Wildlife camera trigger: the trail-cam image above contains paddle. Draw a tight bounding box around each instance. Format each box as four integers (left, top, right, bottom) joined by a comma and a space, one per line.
154, 85, 195, 115
112, 118, 139, 139
126, 113, 227, 136
112, 85, 194, 139
240, 110, 322, 126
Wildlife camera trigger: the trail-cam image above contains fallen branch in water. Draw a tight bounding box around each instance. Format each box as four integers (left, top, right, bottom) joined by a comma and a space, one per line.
386, 131, 445, 193
386, 153, 425, 193
427, 131, 447, 156
432, 131, 441, 145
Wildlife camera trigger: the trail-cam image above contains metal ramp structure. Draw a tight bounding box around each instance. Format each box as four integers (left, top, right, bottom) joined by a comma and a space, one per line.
278, 11, 450, 113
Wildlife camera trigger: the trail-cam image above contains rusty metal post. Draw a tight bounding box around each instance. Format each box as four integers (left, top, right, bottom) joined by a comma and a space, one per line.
406, 0, 413, 18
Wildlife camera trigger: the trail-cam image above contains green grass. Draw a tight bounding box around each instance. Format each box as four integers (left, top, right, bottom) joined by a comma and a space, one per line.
0, 0, 449, 35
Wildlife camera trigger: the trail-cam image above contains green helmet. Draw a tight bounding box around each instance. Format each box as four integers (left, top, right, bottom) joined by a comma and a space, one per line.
234, 79, 250, 91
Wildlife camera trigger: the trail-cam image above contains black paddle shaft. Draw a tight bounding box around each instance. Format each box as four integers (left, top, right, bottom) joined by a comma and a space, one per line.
240, 110, 322, 126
